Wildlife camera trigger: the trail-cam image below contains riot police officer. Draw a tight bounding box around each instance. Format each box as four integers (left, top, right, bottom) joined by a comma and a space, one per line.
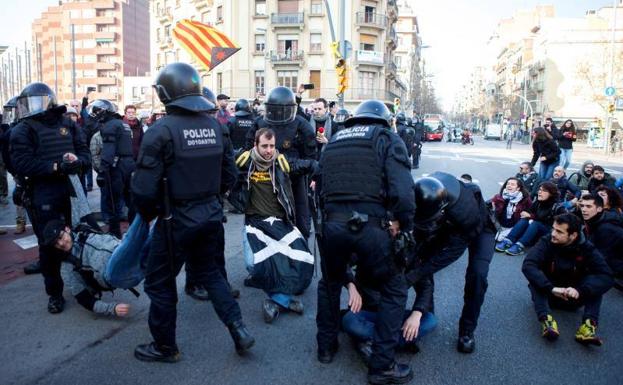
410, 172, 495, 353
411, 117, 424, 169
227, 98, 257, 153
396, 113, 416, 169
9, 82, 90, 313
333, 108, 349, 134
132, 62, 254, 362
89, 99, 135, 238
316, 100, 415, 384
244, 86, 317, 238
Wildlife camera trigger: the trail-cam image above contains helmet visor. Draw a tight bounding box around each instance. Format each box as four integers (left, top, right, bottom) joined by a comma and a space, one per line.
16, 95, 56, 119
2, 108, 16, 124
264, 104, 296, 125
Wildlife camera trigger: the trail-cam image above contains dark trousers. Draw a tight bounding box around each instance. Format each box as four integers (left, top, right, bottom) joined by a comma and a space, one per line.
459, 228, 495, 335
26, 193, 72, 297
85, 165, 93, 189
528, 284, 603, 322
292, 175, 310, 238
106, 169, 134, 238
143, 220, 241, 347
507, 218, 550, 247
316, 220, 407, 371
0, 158, 7, 197
185, 220, 228, 286
413, 144, 422, 168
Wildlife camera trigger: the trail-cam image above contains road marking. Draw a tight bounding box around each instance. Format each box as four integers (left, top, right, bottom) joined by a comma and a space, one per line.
13, 235, 39, 250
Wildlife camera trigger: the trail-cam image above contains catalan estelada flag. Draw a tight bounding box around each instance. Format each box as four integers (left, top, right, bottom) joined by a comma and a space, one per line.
173, 19, 240, 71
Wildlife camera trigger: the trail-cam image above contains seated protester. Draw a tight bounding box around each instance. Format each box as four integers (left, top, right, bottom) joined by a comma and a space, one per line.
579, 194, 623, 290
587, 165, 616, 194
490, 177, 532, 241
230, 128, 315, 323
521, 214, 613, 346
496, 182, 562, 256
516, 161, 541, 199
615, 176, 623, 194
41, 216, 151, 317
550, 166, 580, 209
595, 185, 623, 215
568, 161, 594, 192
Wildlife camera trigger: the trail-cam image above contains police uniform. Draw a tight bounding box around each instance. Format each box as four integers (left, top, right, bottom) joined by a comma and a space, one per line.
411, 172, 496, 353
100, 114, 136, 237
315, 101, 415, 382
227, 114, 257, 152
412, 120, 423, 168
132, 63, 253, 361
10, 83, 90, 311
396, 119, 415, 166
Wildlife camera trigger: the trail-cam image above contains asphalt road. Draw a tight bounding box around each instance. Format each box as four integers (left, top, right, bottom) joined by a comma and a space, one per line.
1, 137, 622, 385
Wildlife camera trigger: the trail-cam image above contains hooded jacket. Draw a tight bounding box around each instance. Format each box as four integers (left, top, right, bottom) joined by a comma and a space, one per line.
522, 234, 613, 298
584, 210, 623, 275
568, 161, 594, 191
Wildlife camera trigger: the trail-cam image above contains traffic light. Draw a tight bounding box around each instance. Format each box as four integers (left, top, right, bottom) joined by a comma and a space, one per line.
394, 97, 401, 112
608, 103, 615, 113
336, 58, 348, 95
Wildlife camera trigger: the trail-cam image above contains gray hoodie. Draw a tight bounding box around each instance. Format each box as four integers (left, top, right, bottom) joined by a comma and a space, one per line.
568, 160, 594, 191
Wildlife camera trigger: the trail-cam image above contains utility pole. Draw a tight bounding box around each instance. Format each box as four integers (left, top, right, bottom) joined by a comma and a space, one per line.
53, 36, 58, 95
71, 24, 77, 99
605, 0, 618, 155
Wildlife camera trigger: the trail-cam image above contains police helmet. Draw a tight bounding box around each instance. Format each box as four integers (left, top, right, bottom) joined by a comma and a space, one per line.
406, 117, 413, 126
413, 176, 449, 225
2, 96, 18, 125
86, 99, 118, 121
396, 112, 406, 124
234, 98, 252, 117
202, 86, 217, 105
153, 62, 214, 112
334, 108, 349, 123
264, 86, 297, 125
15, 83, 60, 119
344, 100, 392, 128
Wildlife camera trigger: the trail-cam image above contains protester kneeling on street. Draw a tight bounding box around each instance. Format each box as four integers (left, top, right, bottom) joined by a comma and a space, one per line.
42, 216, 151, 317
521, 213, 613, 346
495, 182, 563, 256
230, 128, 315, 323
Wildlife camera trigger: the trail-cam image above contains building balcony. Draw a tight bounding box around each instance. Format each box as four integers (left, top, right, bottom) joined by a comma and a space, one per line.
93, 0, 115, 9
94, 16, 116, 25
94, 62, 116, 70
157, 7, 173, 23
94, 77, 117, 86
386, 59, 397, 73
190, 0, 210, 10
95, 46, 116, 55
270, 12, 304, 29
94, 31, 116, 43
159, 36, 173, 49
269, 50, 304, 66
355, 12, 387, 30
386, 27, 397, 49
354, 50, 384, 67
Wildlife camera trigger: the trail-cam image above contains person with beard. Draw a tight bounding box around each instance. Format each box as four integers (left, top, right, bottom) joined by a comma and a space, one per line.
587, 166, 616, 194
122, 105, 144, 162
579, 194, 623, 290
9, 82, 91, 313
557, 119, 577, 169
543, 117, 559, 140
549, 166, 580, 209
522, 213, 613, 346
568, 161, 594, 192
516, 161, 541, 199
309, 98, 333, 157
531, 127, 560, 181
490, 177, 532, 241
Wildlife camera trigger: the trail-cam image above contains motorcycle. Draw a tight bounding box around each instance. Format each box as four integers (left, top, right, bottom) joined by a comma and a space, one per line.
461, 132, 474, 145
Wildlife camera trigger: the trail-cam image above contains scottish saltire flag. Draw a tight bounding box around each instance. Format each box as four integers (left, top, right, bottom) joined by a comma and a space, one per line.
245, 216, 314, 295
173, 19, 241, 71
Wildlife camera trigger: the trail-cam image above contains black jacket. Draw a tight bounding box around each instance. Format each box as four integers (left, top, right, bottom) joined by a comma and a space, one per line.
550, 176, 580, 202
522, 235, 613, 299
531, 138, 559, 166
584, 210, 623, 275
528, 199, 562, 226
556, 127, 577, 150
587, 174, 616, 194
516, 171, 541, 199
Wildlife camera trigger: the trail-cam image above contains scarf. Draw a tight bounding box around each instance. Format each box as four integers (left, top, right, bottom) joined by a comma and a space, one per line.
502, 190, 523, 220
248, 147, 278, 192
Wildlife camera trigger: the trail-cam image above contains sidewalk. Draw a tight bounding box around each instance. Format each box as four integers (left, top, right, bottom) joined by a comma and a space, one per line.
0, 227, 37, 285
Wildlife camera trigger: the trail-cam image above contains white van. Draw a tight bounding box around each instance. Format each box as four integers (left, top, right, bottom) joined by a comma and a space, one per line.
484, 124, 502, 140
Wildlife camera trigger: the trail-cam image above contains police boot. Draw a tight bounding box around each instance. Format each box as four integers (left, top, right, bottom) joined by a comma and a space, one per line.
24, 260, 41, 275
457, 333, 476, 354
47, 295, 65, 314
367, 362, 414, 385
228, 320, 255, 355
134, 342, 180, 363
317, 340, 339, 364
185, 284, 210, 301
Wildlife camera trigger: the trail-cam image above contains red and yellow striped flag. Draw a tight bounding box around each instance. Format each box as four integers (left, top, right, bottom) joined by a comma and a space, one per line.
173, 19, 241, 71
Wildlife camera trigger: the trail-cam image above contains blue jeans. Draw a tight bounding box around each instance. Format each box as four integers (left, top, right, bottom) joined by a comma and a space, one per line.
539, 161, 557, 180
104, 215, 152, 289
342, 310, 438, 346
559, 149, 573, 169
506, 218, 550, 247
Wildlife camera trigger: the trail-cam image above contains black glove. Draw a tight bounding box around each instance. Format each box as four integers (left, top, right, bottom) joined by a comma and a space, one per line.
393, 231, 416, 270
96, 174, 105, 188
60, 160, 81, 175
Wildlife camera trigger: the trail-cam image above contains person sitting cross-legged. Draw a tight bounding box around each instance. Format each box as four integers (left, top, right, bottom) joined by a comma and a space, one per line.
521, 213, 613, 346
490, 177, 532, 241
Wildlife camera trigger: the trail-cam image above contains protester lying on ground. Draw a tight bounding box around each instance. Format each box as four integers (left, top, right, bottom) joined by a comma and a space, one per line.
490, 177, 532, 241
588, 166, 616, 194
595, 185, 623, 215
579, 194, 623, 291
495, 182, 563, 256
568, 161, 594, 192
521, 213, 613, 346
516, 161, 541, 199
550, 166, 580, 209
42, 216, 151, 317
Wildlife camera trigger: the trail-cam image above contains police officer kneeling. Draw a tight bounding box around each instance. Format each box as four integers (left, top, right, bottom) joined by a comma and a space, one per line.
316, 100, 415, 384
132, 63, 254, 362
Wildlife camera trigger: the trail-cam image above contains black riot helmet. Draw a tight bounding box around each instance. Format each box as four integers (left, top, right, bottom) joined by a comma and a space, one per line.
264, 86, 297, 125
86, 99, 118, 121
334, 108, 349, 123
2, 96, 18, 125
344, 99, 392, 128
153, 62, 214, 112
15, 82, 60, 119
414, 177, 448, 225
406, 117, 413, 126
202, 86, 216, 105
234, 98, 252, 117
396, 112, 406, 124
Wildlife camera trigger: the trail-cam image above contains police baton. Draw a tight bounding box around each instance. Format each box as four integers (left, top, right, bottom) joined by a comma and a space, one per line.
161, 176, 177, 276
